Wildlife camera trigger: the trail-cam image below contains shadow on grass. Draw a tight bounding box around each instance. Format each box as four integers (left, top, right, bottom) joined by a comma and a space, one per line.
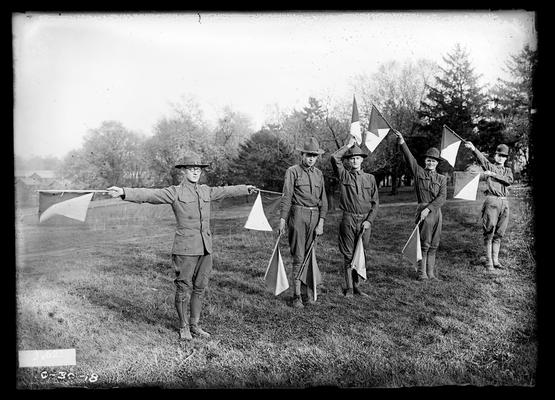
72, 284, 177, 332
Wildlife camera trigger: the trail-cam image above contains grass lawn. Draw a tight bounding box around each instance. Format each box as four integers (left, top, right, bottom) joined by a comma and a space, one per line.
15, 185, 537, 388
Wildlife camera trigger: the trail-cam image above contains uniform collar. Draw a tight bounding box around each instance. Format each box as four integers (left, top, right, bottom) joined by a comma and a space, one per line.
301, 163, 315, 173
182, 179, 198, 188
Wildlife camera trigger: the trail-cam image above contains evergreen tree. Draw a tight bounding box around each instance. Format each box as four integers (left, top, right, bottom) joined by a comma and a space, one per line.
418, 44, 487, 170
227, 128, 296, 192
486, 45, 537, 181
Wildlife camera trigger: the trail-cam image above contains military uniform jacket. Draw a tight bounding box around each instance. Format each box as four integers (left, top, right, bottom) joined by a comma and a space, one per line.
331, 144, 379, 223
123, 181, 249, 256
400, 142, 446, 212
473, 149, 513, 197
280, 164, 328, 221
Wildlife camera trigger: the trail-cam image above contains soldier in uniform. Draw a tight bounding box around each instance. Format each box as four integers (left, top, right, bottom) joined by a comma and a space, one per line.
107, 154, 254, 341
395, 131, 447, 281
331, 137, 379, 297
464, 142, 513, 271
279, 137, 328, 308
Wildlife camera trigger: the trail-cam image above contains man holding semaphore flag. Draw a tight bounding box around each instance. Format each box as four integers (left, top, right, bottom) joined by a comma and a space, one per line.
107, 154, 255, 341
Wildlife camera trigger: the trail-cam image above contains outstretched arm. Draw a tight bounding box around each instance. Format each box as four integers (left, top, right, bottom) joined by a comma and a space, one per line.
395, 131, 419, 177
107, 185, 176, 204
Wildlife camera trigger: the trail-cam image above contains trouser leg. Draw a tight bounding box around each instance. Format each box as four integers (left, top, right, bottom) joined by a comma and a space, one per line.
492, 199, 510, 268
482, 198, 499, 271
426, 210, 442, 280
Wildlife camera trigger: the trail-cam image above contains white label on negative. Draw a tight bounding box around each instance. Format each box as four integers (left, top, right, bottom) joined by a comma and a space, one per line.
18, 349, 76, 368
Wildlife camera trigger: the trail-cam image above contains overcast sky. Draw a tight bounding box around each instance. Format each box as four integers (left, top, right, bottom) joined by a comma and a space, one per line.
13, 11, 536, 160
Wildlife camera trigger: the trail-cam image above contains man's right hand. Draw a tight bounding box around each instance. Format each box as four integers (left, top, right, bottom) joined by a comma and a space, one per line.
346, 135, 357, 147
278, 218, 286, 235
107, 186, 124, 198
464, 141, 476, 152
394, 130, 404, 145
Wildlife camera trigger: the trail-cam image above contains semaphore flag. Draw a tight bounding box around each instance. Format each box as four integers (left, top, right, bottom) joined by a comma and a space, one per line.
453, 171, 481, 201
365, 105, 393, 152
296, 239, 322, 301
351, 233, 366, 280
244, 192, 273, 231
440, 125, 463, 167
350, 95, 363, 145
38, 190, 98, 223
402, 224, 422, 271
264, 236, 289, 295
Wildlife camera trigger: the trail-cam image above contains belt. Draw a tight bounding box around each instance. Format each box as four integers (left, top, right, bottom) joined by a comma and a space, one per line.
343, 211, 367, 217
292, 204, 319, 210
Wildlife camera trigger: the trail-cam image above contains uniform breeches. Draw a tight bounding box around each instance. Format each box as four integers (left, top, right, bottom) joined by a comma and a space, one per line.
173, 254, 213, 301
415, 205, 442, 252
339, 212, 372, 263
288, 206, 319, 277
481, 197, 510, 243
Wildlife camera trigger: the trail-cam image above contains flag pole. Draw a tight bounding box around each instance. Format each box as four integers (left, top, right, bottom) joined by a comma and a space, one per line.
264, 233, 283, 281
37, 189, 110, 193
443, 125, 468, 143
295, 234, 317, 281
254, 188, 283, 196
372, 104, 395, 130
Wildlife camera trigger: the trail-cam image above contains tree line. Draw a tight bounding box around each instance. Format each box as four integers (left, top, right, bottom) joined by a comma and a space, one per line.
32, 44, 535, 197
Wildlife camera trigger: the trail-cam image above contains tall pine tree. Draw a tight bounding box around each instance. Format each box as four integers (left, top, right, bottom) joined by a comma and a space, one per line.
418, 44, 486, 170
486, 45, 537, 181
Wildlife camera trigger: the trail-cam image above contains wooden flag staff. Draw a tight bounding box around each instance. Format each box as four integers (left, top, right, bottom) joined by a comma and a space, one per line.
442, 125, 468, 143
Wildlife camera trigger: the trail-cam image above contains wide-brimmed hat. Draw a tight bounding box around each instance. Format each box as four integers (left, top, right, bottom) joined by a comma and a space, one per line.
423, 147, 442, 161
342, 144, 368, 159
296, 137, 325, 155
495, 144, 509, 157
174, 154, 209, 169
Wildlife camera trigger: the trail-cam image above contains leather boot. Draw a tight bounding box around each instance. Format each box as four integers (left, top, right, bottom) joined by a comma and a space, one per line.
352, 269, 368, 297
417, 252, 428, 281
175, 292, 192, 341
292, 279, 304, 308
492, 239, 504, 269
427, 250, 439, 280
189, 292, 210, 338
344, 264, 353, 297
484, 240, 495, 272
303, 284, 316, 305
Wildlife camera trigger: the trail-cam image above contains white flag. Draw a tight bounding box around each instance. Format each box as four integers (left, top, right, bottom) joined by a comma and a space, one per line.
264, 237, 289, 295
402, 224, 422, 269
440, 126, 462, 167
39, 192, 94, 223
365, 105, 392, 152
244, 192, 273, 231
351, 234, 367, 280
454, 172, 480, 201
350, 96, 362, 145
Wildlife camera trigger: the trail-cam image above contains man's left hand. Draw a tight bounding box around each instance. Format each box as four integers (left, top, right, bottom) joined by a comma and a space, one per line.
247, 185, 256, 194
362, 221, 371, 231
315, 223, 324, 236
420, 208, 431, 221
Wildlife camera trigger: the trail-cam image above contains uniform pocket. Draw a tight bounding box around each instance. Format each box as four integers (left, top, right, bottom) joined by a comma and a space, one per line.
177, 192, 197, 204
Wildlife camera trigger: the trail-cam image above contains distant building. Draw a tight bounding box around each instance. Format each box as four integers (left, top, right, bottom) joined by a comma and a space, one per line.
14, 170, 73, 207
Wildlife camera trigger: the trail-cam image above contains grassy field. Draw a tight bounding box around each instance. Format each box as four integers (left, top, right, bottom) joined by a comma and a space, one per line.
15, 186, 537, 389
